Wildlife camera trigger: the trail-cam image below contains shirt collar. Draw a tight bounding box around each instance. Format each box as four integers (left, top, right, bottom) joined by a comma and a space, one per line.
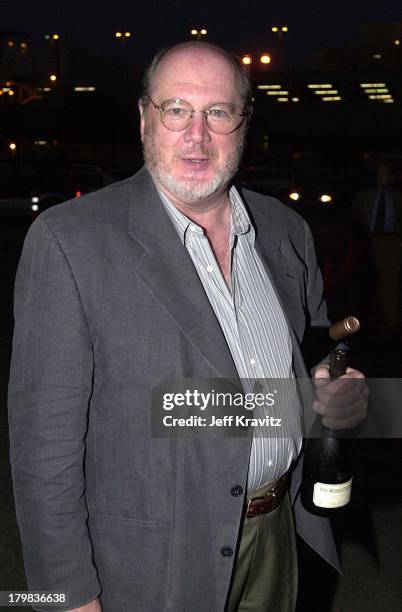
158, 185, 254, 246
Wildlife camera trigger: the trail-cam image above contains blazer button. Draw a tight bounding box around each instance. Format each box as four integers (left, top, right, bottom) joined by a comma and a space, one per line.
231, 485, 243, 497
221, 546, 234, 557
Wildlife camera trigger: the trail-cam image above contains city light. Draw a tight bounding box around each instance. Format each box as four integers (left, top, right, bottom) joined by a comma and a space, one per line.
289, 191, 300, 201
364, 88, 389, 93
266, 90, 289, 95
9, 142, 17, 151
31, 204, 39, 212
31, 196, 39, 204
74, 86, 96, 92
271, 26, 288, 34
20, 42, 27, 49
8, 90, 14, 96
34, 141, 47, 146
277, 97, 289, 102
395, 39, 400, 46
322, 96, 342, 101
115, 32, 122, 38
8, 41, 14, 47
190, 28, 208, 38
50, 74, 57, 81
314, 89, 339, 95
257, 84, 281, 89
373, 54, 382, 59
260, 54, 271, 64
320, 194, 332, 203
241, 55, 252, 65
360, 83, 386, 87
125, 32, 131, 37
308, 84, 333, 89
292, 97, 300, 102
52, 34, 60, 40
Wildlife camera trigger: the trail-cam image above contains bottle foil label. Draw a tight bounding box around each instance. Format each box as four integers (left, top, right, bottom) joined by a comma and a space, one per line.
313, 478, 352, 508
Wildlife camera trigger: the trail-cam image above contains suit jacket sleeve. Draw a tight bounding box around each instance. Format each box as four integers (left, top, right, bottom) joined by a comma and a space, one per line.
8, 217, 101, 610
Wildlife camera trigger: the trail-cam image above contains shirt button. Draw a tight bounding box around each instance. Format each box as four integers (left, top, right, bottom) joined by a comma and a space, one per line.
221, 546, 234, 557
206, 265, 214, 273
231, 485, 243, 497
250, 358, 256, 365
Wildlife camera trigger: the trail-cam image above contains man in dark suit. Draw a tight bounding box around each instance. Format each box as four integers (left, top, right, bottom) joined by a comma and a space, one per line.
352, 163, 402, 336
8, 42, 367, 612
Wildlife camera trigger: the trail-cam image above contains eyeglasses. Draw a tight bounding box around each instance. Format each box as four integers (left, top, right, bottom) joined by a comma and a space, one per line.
147, 97, 249, 134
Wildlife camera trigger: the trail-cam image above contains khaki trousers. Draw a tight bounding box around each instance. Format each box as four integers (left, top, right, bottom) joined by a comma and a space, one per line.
225, 483, 298, 612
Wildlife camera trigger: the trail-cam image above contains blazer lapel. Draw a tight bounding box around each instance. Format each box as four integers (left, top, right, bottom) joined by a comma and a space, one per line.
243, 193, 305, 336
127, 168, 239, 380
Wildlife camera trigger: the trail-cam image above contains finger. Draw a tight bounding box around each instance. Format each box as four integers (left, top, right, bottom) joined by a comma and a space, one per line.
315, 377, 368, 401
313, 397, 367, 420
314, 365, 330, 380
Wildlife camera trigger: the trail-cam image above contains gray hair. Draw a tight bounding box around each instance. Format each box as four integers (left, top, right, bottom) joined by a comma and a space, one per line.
141, 41, 253, 109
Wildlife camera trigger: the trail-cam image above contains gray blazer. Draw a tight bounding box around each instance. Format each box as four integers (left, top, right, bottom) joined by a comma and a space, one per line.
8, 167, 339, 612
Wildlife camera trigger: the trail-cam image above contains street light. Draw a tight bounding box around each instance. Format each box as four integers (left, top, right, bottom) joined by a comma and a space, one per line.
241, 54, 252, 65
271, 26, 289, 40
190, 28, 208, 40
260, 54, 271, 64
50, 74, 57, 82
52, 34, 60, 40
115, 32, 122, 38
124, 32, 131, 38
9, 142, 17, 151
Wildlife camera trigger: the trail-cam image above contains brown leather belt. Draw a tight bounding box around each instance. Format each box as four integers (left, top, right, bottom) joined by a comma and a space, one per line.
246, 473, 289, 518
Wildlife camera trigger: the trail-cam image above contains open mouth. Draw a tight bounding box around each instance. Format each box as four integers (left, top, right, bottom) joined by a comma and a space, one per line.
181, 158, 210, 170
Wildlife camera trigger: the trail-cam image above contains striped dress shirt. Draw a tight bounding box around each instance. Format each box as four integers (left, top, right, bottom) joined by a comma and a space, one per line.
159, 187, 302, 492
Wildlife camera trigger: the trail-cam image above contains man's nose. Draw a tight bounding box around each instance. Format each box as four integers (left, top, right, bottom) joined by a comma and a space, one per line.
183, 111, 211, 144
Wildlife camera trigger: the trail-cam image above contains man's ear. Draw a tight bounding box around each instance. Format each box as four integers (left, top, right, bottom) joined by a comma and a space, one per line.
138, 99, 146, 143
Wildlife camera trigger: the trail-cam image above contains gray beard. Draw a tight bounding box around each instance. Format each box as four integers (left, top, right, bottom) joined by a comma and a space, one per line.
143, 136, 245, 201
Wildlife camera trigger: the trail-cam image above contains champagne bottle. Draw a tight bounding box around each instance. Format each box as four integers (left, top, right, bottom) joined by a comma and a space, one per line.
300, 318, 360, 517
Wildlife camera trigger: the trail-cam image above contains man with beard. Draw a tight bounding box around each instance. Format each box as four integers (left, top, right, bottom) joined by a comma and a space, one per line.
9, 42, 367, 612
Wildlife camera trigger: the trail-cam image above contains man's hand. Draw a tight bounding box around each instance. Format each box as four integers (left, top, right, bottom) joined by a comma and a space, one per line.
313, 365, 369, 429
68, 597, 102, 612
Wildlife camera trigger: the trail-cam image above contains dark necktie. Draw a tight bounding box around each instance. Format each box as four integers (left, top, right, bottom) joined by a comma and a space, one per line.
373, 190, 386, 234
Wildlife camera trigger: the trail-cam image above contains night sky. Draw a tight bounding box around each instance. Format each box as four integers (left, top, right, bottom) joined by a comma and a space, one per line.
2, 0, 402, 70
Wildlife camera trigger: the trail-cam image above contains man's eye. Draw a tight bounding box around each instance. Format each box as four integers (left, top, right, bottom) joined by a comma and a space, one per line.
208, 108, 230, 119
165, 107, 186, 117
